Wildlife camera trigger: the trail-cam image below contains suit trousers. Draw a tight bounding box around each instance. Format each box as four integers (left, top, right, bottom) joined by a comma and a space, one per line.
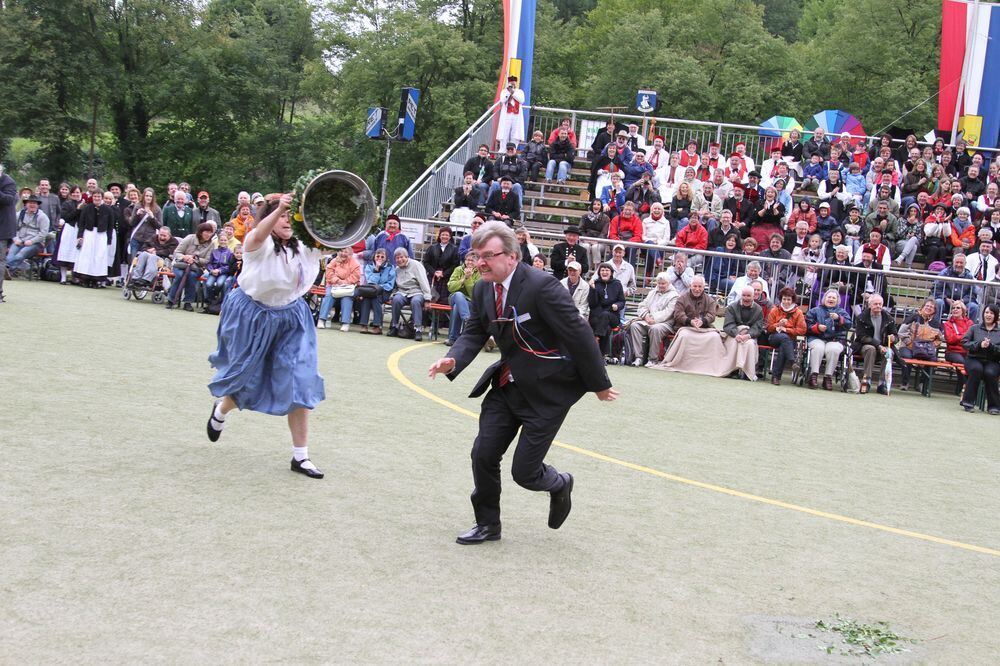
629, 320, 672, 363
470, 383, 570, 526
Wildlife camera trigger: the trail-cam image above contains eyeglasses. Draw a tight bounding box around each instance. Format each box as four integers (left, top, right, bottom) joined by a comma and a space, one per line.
477, 251, 508, 262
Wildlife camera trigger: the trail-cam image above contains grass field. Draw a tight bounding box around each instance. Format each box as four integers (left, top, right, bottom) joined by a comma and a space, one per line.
2, 280, 999, 663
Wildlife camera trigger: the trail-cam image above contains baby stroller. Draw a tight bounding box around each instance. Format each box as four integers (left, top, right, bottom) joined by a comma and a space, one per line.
121, 254, 169, 304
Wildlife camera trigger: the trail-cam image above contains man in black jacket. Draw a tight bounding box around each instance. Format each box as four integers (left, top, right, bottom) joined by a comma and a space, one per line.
723, 184, 755, 229
484, 176, 520, 225
489, 142, 527, 206
851, 294, 897, 394
0, 164, 18, 303
462, 144, 496, 201
550, 225, 590, 280
429, 222, 618, 544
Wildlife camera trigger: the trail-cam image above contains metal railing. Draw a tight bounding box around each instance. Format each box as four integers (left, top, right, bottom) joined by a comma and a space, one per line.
391, 103, 1000, 221
399, 215, 999, 320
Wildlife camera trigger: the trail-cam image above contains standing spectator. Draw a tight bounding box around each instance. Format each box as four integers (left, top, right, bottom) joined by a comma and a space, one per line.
69, 189, 115, 288
229, 191, 253, 220
423, 226, 459, 304
53, 185, 83, 283
387, 248, 432, 341
960, 304, 1000, 414
4, 195, 50, 276
445, 250, 480, 346
129, 188, 162, 258
192, 191, 222, 229
0, 164, 17, 301
163, 189, 194, 237
36, 179, 62, 239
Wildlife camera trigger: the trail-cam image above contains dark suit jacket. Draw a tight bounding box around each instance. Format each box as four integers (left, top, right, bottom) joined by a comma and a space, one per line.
484, 189, 521, 222
446, 263, 611, 410
0, 173, 17, 240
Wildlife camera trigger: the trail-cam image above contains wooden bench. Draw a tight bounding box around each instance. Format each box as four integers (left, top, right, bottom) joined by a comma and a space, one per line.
899, 357, 961, 397
425, 302, 452, 341
25, 252, 53, 281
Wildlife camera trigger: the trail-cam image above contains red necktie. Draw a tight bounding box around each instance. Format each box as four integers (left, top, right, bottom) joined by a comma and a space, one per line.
495, 283, 512, 386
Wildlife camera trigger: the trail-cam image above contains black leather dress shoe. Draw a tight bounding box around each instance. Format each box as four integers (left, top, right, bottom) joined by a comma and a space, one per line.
456, 523, 501, 545
548, 473, 573, 529
206, 400, 224, 442
290, 458, 324, 479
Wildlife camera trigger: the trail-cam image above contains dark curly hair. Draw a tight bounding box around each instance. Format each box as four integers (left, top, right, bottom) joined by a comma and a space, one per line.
256, 194, 301, 257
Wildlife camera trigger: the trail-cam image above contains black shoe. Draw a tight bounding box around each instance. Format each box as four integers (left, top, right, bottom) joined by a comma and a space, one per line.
444, 339, 455, 346
207, 400, 224, 442
414, 330, 423, 342
165, 301, 175, 309
456, 523, 501, 545
548, 473, 573, 529
876, 383, 887, 395
989, 408, 1000, 416
386, 327, 399, 337
290, 458, 324, 479
183, 302, 194, 312
961, 402, 975, 412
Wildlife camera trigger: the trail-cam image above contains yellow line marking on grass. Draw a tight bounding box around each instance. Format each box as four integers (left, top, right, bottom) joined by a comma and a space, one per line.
387, 343, 1000, 558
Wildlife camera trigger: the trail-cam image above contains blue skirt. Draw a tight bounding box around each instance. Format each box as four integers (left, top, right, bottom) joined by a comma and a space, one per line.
208, 288, 325, 416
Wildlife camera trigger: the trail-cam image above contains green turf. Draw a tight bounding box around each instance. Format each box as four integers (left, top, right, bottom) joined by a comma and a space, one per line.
1, 280, 998, 662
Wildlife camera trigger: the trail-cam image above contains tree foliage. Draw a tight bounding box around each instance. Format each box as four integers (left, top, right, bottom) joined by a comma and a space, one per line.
0, 0, 944, 206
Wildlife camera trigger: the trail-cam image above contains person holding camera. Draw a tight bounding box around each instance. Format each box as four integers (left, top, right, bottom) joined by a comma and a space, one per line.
358, 247, 396, 335
495, 75, 525, 149
960, 304, 1000, 413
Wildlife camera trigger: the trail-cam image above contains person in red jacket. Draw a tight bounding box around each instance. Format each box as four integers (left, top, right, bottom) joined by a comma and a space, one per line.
674, 211, 709, 270
943, 300, 974, 395
609, 200, 644, 263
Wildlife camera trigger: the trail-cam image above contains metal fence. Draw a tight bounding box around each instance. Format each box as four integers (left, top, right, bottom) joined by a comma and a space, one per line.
399, 215, 999, 321
391, 103, 1000, 222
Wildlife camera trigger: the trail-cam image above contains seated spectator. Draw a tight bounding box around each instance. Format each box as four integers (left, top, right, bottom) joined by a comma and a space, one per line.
844, 162, 868, 207
317, 247, 361, 331
387, 248, 432, 341
782, 130, 804, 174
489, 143, 526, 207
888, 203, 923, 269
722, 285, 765, 379
624, 171, 660, 216
628, 272, 678, 366
203, 242, 234, 310
922, 202, 952, 266
944, 300, 974, 394
600, 171, 627, 215
423, 226, 459, 303
691, 180, 724, 224
457, 214, 484, 261
841, 205, 864, 254
550, 225, 589, 280
749, 187, 785, 248
706, 232, 742, 294
853, 228, 892, 270
484, 176, 521, 225
821, 227, 847, 261
673, 211, 708, 269
358, 248, 395, 335
445, 250, 480, 346
588, 141, 625, 199
760, 232, 793, 291
588, 263, 626, 358
669, 181, 694, 234
657, 151, 683, 202
933, 252, 979, 322
805, 288, 852, 389
453, 172, 482, 211
130, 226, 179, 288
523, 130, 549, 183
5, 195, 50, 275
960, 304, 1000, 414
604, 243, 637, 297
560, 259, 590, 320
950, 206, 977, 254
515, 227, 539, 266
760, 147, 785, 187
608, 201, 644, 263
787, 199, 817, 233
166, 222, 215, 311
531, 253, 548, 272
463, 143, 496, 199
851, 294, 897, 394
580, 199, 611, 268
801, 153, 826, 191
623, 150, 654, 191
642, 202, 672, 276
896, 299, 944, 390
793, 233, 825, 295
708, 209, 744, 248
974, 182, 999, 219
783, 218, 811, 256
804, 127, 831, 162
814, 201, 840, 243
765, 287, 807, 385
727, 260, 770, 304
723, 183, 754, 231
366, 214, 412, 260
666, 251, 695, 295
547, 117, 577, 148
545, 130, 576, 185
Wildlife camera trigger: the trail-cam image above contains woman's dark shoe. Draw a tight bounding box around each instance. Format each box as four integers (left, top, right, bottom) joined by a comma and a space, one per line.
808, 372, 819, 389
290, 458, 324, 479
206, 400, 224, 442
960, 402, 975, 413
822, 375, 833, 391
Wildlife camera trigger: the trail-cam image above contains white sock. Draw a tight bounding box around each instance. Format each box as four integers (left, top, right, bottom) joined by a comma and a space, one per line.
212, 403, 227, 429
60, 267, 68, 281
293, 446, 316, 470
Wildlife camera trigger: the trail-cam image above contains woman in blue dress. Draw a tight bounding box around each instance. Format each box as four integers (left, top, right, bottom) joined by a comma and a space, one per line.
205, 192, 327, 479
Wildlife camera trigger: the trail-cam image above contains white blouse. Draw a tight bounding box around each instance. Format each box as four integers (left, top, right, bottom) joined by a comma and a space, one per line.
240, 235, 323, 307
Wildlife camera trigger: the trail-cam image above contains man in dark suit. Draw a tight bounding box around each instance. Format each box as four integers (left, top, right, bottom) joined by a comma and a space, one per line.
0, 164, 19, 303
429, 222, 619, 544
484, 176, 521, 225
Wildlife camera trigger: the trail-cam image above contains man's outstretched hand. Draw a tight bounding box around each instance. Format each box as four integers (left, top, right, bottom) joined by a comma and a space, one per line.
596, 387, 619, 401
428, 357, 456, 379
